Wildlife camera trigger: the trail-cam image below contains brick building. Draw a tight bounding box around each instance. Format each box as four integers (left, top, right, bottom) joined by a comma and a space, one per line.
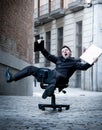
0, 0, 34, 95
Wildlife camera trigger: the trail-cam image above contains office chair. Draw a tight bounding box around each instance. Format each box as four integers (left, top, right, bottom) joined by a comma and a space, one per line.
36, 68, 70, 112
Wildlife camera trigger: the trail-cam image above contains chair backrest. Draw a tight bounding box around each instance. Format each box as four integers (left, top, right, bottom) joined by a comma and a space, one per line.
36, 68, 52, 84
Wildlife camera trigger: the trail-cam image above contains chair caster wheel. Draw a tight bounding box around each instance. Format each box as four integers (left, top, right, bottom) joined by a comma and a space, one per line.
53, 107, 56, 111
41, 107, 45, 111
38, 104, 42, 109
58, 107, 62, 112
66, 105, 70, 110
38, 104, 45, 111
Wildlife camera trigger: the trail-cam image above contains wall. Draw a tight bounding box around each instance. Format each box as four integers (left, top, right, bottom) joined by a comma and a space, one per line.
0, 0, 34, 95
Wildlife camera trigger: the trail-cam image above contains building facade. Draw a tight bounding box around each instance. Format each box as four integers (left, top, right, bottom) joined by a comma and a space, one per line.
0, 0, 34, 95
34, 0, 102, 91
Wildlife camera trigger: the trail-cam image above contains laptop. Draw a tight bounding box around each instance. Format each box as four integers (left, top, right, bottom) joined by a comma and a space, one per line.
80, 44, 102, 64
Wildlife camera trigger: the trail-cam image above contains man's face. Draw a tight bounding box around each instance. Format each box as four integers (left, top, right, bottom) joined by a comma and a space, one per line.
61, 47, 72, 59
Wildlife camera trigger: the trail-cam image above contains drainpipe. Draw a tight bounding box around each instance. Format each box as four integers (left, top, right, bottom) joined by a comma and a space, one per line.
90, 1, 94, 91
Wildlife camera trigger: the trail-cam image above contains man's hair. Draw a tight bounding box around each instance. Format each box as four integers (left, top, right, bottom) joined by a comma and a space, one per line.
61, 46, 72, 52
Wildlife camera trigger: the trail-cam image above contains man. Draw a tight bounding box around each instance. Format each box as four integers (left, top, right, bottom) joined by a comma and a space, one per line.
5, 40, 96, 99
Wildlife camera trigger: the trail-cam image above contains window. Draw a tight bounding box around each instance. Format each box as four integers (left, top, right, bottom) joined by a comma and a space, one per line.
76, 21, 82, 57
35, 35, 40, 63
45, 31, 51, 67
57, 27, 63, 56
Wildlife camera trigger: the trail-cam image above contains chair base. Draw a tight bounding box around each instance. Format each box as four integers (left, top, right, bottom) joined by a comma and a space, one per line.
38, 94, 70, 112
38, 104, 70, 112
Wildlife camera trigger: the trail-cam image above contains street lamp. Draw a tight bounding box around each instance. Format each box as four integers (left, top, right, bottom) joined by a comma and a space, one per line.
84, 0, 92, 7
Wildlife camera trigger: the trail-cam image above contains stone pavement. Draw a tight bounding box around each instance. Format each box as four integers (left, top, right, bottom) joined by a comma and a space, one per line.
0, 85, 102, 130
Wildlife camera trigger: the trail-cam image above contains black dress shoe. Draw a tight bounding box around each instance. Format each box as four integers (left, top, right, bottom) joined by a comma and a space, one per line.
5, 68, 13, 82
42, 85, 56, 99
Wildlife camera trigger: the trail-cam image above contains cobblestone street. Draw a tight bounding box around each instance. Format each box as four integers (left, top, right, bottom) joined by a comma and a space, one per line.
0, 87, 102, 130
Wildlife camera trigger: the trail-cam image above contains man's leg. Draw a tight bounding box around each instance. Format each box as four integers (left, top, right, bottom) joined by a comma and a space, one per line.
42, 72, 56, 99
5, 66, 39, 82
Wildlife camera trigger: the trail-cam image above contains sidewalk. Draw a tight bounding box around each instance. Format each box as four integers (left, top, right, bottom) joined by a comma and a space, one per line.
0, 86, 102, 130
